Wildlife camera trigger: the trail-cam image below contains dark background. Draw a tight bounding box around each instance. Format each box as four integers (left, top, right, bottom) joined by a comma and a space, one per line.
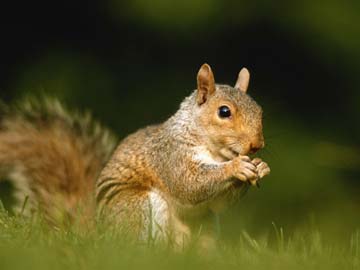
0, 0, 359, 241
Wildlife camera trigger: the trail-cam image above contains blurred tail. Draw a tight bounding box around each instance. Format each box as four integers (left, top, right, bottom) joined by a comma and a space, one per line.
0, 97, 117, 225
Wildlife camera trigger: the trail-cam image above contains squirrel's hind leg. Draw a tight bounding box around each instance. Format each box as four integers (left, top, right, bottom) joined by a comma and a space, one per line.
146, 190, 191, 249
141, 190, 171, 243
99, 188, 189, 247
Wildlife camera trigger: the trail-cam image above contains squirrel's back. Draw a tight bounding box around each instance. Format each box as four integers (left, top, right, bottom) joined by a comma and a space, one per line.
0, 98, 117, 225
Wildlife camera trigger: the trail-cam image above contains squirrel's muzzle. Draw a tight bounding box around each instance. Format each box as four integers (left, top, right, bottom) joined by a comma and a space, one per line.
248, 136, 265, 154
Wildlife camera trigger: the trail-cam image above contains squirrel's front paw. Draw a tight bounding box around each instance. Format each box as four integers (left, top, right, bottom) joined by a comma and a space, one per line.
231, 155, 258, 182
252, 158, 270, 178
248, 158, 270, 186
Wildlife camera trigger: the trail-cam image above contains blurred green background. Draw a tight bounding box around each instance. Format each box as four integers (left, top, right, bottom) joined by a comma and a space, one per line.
0, 0, 359, 243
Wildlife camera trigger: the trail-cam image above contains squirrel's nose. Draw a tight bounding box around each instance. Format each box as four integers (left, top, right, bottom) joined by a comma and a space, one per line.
249, 140, 265, 154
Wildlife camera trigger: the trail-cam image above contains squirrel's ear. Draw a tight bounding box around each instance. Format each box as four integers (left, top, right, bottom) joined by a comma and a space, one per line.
197, 63, 216, 105
234, 67, 250, 93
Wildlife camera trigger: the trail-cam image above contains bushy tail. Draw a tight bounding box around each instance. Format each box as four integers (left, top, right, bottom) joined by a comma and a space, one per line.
0, 97, 117, 225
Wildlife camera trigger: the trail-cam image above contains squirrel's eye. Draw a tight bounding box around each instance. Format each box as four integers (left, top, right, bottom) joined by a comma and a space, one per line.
218, 106, 231, 118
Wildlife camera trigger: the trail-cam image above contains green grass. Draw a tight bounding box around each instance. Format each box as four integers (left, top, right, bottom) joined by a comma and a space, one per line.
0, 203, 359, 270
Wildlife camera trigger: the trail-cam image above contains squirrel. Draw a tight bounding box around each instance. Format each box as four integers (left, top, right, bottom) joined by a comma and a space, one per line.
0, 64, 270, 246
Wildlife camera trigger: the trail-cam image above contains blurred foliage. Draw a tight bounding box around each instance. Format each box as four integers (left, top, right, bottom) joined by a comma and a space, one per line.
0, 0, 359, 266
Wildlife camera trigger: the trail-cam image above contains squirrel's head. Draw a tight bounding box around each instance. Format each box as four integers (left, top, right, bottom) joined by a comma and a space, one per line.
194, 63, 264, 159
